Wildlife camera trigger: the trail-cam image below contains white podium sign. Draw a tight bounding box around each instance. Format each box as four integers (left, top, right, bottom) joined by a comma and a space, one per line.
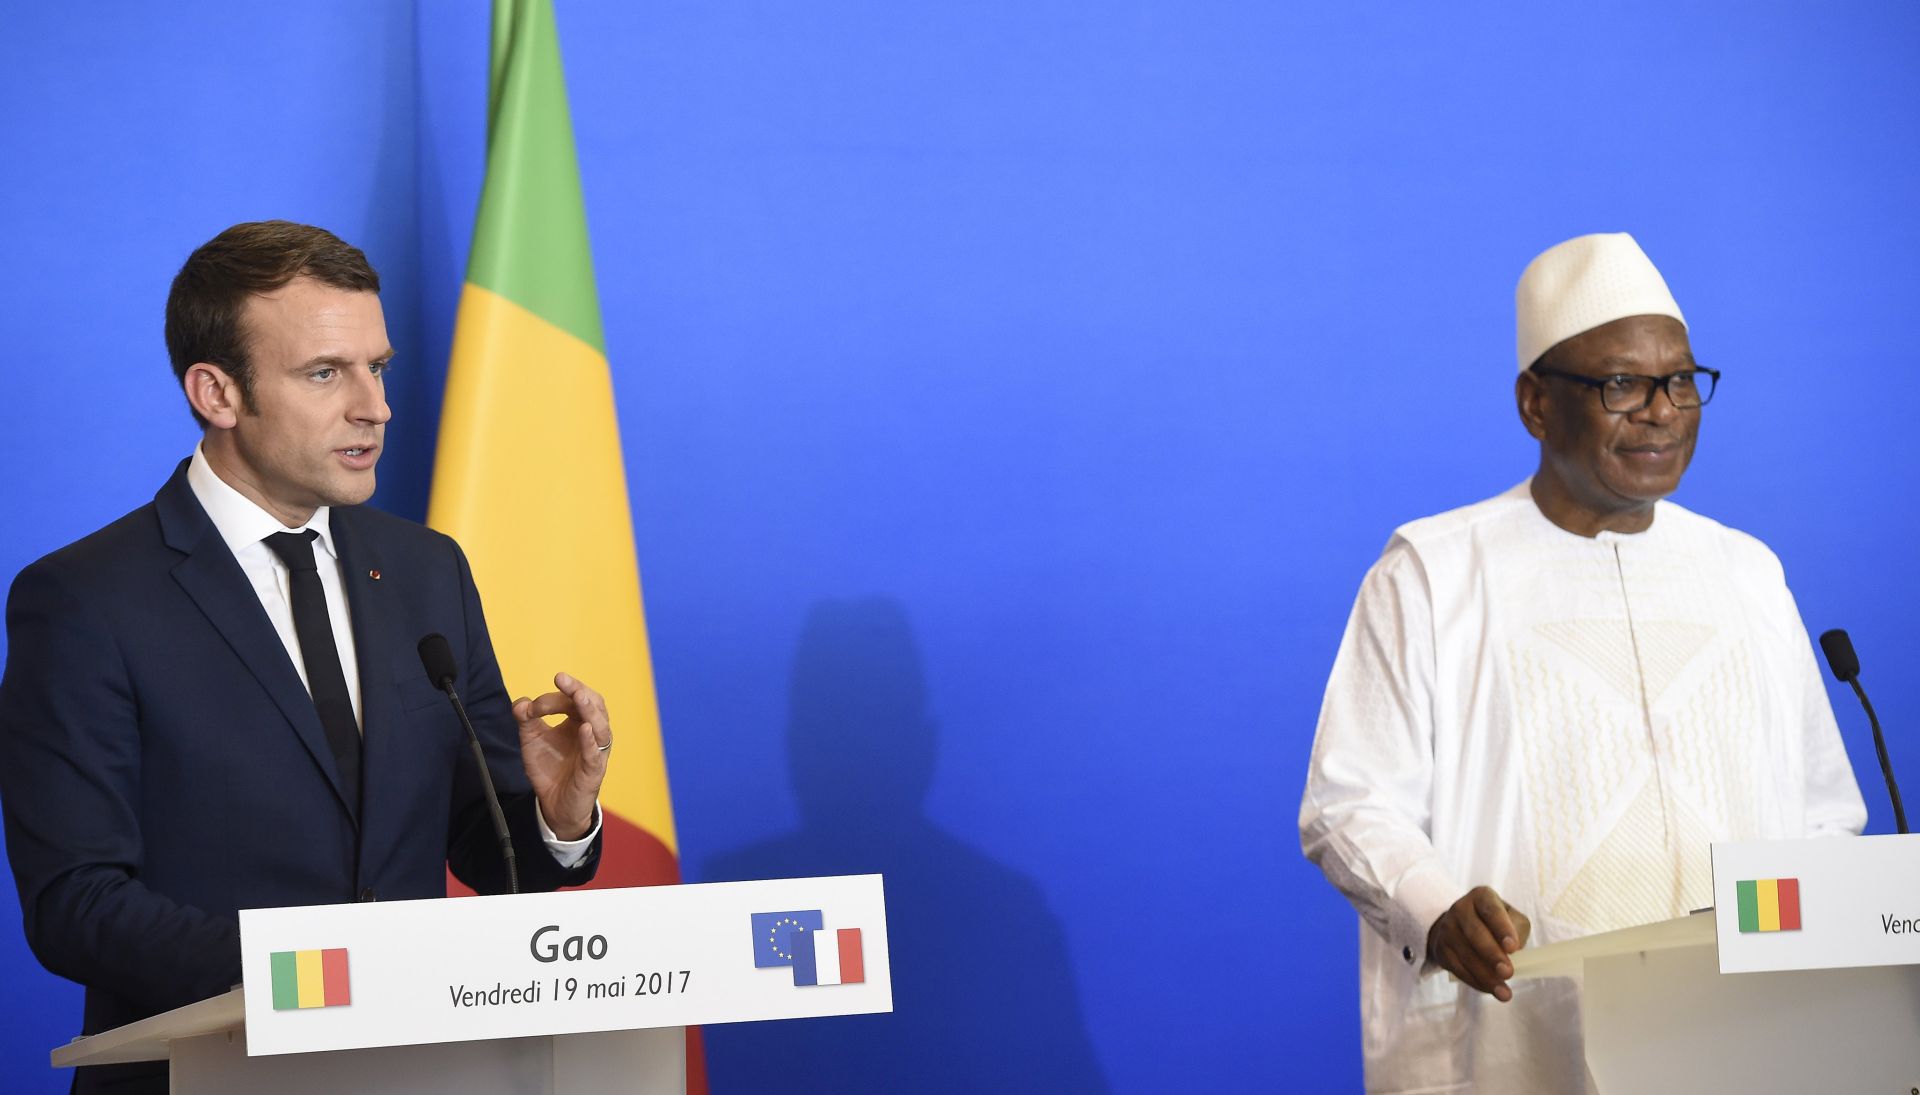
239, 874, 890, 1057
1711, 833, 1920, 974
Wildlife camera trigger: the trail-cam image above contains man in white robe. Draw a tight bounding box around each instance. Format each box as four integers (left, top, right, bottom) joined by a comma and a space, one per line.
1298, 232, 1866, 1094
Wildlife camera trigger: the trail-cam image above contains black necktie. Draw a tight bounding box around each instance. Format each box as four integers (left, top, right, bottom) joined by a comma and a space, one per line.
263, 530, 361, 813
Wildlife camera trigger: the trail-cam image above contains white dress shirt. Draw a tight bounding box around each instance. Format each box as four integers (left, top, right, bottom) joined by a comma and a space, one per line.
186, 444, 597, 867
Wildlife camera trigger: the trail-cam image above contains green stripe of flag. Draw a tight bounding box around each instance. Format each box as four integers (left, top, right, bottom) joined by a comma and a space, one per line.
270, 951, 299, 1011
1736, 879, 1758, 933
467, 0, 605, 353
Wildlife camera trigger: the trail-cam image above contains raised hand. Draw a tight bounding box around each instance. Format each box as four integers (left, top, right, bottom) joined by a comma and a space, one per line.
513, 672, 610, 841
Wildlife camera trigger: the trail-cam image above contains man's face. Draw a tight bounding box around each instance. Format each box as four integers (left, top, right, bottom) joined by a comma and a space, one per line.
213, 278, 392, 525
1520, 314, 1700, 522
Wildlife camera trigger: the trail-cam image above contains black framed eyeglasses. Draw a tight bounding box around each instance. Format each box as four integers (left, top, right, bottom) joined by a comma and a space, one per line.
1528, 364, 1721, 413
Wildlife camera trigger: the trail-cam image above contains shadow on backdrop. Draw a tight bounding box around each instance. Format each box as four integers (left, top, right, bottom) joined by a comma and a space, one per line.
703, 597, 1108, 1093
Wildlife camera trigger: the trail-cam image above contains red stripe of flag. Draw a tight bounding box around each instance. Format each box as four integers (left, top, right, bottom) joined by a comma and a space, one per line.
1776, 878, 1801, 931
837, 928, 865, 985
321, 948, 351, 1007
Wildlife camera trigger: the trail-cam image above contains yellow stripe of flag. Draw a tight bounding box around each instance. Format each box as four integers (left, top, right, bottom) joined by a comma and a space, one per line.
1757, 878, 1780, 932
431, 286, 677, 854
295, 949, 325, 1009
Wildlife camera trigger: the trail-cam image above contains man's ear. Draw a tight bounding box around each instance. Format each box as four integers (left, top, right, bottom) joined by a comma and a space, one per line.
183, 363, 243, 429
1515, 369, 1549, 441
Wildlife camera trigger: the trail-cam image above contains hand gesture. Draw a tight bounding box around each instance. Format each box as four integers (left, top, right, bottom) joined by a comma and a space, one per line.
1427, 885, 1532, 1002
513, 672, 610, 842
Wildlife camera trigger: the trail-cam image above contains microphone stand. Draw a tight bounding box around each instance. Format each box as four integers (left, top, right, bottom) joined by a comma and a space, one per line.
1847, 677, 1909, 836
439, 678, 521, 895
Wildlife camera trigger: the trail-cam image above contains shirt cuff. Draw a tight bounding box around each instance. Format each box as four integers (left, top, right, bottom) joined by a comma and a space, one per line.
1391, 863, 1468, 976
535, 801, 602, 869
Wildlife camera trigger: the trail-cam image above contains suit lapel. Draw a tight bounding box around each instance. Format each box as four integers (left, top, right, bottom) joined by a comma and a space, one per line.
156, 463, 359, 825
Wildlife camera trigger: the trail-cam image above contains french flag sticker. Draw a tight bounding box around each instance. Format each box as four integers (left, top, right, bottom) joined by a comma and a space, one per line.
791, 927, 866, 987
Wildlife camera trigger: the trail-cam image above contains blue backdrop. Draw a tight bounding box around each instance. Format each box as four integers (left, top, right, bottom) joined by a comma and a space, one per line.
3, 3, 1917, 1090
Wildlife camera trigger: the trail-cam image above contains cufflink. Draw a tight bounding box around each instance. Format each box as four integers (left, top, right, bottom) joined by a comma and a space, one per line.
369, 569, 382, 580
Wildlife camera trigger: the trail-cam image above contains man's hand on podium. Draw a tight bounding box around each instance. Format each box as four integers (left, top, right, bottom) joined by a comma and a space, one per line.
1427, 885, 1532, 1003
514, 672, 611, 841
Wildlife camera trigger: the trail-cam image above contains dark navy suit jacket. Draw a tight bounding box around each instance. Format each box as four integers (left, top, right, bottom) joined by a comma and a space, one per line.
0, 462, 599, 1092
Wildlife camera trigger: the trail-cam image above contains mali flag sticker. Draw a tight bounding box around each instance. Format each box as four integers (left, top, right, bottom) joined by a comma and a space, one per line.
270, 948, 351, 1010
1735, 878, 1801, 933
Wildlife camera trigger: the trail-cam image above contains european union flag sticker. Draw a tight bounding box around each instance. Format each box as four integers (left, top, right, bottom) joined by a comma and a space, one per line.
750, 910, 824, 968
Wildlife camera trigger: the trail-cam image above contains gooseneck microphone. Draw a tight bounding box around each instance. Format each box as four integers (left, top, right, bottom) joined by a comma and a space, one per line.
1818, 629, 1908, 835
418, 633, 520, 894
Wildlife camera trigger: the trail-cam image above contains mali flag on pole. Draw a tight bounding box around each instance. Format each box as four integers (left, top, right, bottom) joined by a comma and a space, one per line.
429, 0, 682, 892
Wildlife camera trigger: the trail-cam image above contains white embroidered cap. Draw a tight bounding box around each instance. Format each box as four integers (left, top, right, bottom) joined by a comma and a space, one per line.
1515, 232, 1685, 371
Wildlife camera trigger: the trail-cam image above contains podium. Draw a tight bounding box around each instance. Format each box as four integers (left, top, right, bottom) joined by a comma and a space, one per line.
52, 988, 688, 1094
1509, 836, 1920, 1094
50, 875, 891, 1094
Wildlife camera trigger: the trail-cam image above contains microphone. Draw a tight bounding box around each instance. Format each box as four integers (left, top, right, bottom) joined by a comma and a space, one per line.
1818, 629, 1908, 835
1819, 630, 1860, 683
417, 633, 519, 894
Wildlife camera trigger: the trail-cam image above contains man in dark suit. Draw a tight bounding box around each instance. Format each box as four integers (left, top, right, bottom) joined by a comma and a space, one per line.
0, 221, 612, 1093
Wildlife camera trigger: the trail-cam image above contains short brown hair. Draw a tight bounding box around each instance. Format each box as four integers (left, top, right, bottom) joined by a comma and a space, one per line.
165, 221, 380, 426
